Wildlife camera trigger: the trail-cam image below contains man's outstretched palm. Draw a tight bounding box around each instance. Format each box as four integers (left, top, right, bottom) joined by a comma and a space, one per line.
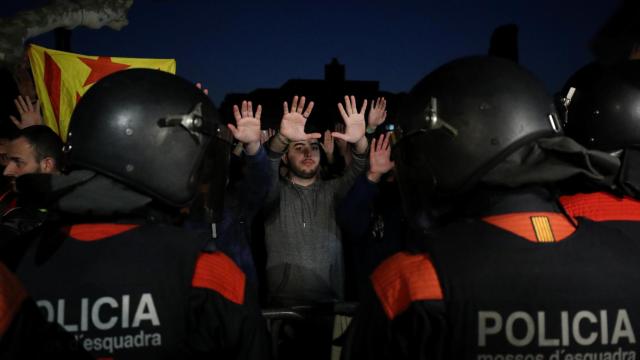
279, 95, 320, 141
228, 100, 262, 144
334, 95, 367, 144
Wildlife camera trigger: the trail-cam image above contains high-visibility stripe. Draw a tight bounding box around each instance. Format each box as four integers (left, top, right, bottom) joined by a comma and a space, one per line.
560, 192, 640, 222
68, 224, 139, 241
192, 252, 246, 305
483, 212, 575, 243
371, 252, 443, 320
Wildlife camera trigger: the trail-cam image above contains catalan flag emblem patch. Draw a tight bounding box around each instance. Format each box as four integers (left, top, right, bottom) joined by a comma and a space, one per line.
530, 216, 555, 242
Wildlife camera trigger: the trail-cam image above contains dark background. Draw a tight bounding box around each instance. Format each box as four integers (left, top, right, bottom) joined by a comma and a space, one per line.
1, 0, 621, 105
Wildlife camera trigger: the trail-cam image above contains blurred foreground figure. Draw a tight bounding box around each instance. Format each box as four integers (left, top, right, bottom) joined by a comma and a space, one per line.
7, 69, 270, 359
342, 56, 638, 359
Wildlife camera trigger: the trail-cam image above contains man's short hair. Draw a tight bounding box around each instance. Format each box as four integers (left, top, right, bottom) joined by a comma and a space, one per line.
12, 125, 64, 167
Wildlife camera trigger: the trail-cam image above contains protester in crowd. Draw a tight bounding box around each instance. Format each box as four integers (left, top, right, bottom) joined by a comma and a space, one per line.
262, 95, 368, 360
3, 125, 62, 190
1, 95, 48, 214
337, 132, 404, 302
1, 125, 62, 219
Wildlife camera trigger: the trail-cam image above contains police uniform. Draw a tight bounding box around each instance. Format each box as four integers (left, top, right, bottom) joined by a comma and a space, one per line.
13, 222, 268, 359
557, 60, 640, 239
5, 69, 271, 359
344, 188, 640, 359
342, 56, 640, 359
560, 191, 640, 223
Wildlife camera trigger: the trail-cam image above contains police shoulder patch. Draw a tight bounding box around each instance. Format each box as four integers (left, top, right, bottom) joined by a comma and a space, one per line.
370, 252, 443, 320
192, 252, 246, 305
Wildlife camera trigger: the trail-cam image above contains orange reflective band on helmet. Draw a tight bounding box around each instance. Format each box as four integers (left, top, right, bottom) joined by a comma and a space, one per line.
68, 224, 139, 241
482, 212, 576, 243
0, 262, 27, 336
371, 252, 443, 320
559, 192, 640, 222
192, 252, 246, 305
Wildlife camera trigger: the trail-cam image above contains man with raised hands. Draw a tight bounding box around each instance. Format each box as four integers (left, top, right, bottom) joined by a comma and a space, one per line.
263, 95, 368, 360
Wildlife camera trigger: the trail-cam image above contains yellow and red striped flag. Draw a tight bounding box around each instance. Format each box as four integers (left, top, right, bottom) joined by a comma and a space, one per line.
27, 44, 176, 142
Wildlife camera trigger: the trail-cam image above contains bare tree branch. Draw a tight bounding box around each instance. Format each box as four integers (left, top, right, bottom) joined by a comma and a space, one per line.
0, 0, 134, 67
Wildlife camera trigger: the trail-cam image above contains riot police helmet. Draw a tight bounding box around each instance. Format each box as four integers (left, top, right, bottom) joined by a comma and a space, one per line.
561, 60, 640, 153
392, 56, 561, 214
67, 68, 226, 206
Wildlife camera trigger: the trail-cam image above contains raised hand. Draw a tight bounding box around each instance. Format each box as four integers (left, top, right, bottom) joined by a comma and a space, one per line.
279, 95, 319, 142
323, 130, 335, 156
10, 95, 43, 129
368, 97, 387, 130
195, 82, 209, 95
228, 100, 262, 148
334, 95, 367, 144
322, 130, 335, 163
368, 132, 395, 182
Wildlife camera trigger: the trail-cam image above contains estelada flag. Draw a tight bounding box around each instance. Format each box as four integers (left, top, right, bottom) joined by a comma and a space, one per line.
27, 44, 176, 142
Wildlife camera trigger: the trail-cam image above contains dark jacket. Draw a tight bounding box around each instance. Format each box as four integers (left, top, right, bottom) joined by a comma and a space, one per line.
343, 187, 640, 359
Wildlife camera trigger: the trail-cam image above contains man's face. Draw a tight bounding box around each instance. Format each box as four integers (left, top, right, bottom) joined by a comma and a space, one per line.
285, 139, 321, 179
0, 138, 9, 168
2, 137, 53, 191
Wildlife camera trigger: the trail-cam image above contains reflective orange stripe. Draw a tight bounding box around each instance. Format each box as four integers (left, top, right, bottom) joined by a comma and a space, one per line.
0, 262, 27, 336
192, 252, 246, 305
371, 252, 443, 320
559, 192, 640, 222
68, 224, 139, 241
483, 212, 576, 243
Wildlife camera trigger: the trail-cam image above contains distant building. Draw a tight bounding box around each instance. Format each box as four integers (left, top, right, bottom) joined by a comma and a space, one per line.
220, 58, 403, 131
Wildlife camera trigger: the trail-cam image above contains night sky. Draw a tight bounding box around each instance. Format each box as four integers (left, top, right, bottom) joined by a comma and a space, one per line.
2, 0, 621, 104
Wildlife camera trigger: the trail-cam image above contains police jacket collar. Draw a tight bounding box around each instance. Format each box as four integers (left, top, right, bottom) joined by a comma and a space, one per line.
462, 186, 562, 218
15, 170, 153, 217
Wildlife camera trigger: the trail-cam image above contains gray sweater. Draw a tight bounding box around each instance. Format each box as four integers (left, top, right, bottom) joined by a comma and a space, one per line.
263, 148, 367, 305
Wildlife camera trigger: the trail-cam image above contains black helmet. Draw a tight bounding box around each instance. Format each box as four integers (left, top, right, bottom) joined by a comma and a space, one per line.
67, 68, 225, 206
561, 61, 640, 152
393, 56, 561, 207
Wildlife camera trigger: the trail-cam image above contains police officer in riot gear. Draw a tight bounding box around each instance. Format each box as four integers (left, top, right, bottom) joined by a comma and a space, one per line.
341, 56, 638, 360
7, 69, 270, 359
558, 60, 640, 231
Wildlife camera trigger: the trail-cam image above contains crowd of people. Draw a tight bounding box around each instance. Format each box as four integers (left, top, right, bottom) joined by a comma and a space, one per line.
2, 51, 640, 360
